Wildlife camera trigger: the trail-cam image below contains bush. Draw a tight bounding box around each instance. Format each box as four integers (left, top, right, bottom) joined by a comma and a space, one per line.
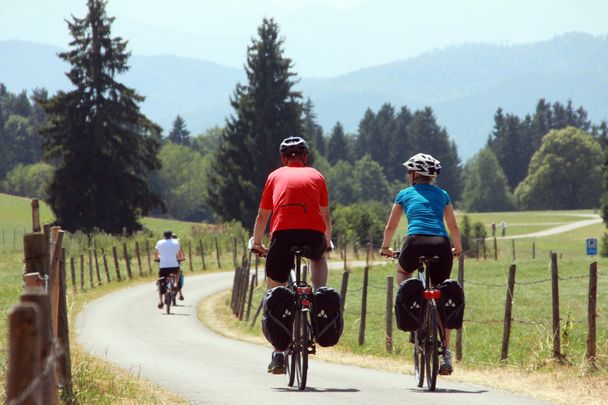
0, 162, 53, 199
332, 201, 389, 247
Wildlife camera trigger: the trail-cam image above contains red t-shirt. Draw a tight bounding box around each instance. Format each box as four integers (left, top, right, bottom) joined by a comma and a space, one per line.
260, 163, 329, 235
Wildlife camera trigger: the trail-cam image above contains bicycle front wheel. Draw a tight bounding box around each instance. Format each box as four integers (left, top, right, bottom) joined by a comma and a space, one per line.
424, 304, 439, 391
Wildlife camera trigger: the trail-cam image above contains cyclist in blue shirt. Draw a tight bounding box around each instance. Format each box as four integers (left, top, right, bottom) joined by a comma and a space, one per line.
380, 153, 462, 375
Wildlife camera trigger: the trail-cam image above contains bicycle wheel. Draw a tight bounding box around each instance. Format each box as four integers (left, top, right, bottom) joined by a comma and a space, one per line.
424, 304, 439, 391
286, 310, 298, 387
294, 310, 309, 390
413, 329, 424, 388
165, 284, 172, 315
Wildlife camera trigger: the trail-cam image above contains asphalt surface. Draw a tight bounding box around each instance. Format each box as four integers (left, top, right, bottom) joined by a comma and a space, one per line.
76, 270, 553, 405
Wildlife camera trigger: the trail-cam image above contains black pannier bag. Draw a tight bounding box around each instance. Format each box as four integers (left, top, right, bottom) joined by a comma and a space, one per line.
394, 278, 424, 332
262, 286, 295, 351
436, 279, 465, 329
311, 287, 343, 347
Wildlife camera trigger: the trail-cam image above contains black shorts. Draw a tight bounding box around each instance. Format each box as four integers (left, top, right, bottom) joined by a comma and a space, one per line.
265, 229, 326, 283
158, 267, 179, 294
398, 235, 453, 285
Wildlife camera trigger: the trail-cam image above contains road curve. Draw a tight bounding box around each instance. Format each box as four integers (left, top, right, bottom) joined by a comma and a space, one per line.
76, 272, 552, 405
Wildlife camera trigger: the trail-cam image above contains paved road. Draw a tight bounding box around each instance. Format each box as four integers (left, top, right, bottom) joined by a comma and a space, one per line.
495, 214, 602, 240
77, 271, 552, 404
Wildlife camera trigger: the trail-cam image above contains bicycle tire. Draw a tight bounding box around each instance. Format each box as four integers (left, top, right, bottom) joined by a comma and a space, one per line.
413, 329, 424, 388
424, 304, 439, 391
286, 310, 298, 387
295, 311, 309, 390
165, 283, 172, 315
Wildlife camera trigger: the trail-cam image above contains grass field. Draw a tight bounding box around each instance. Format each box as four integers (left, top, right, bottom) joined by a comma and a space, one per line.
1, 192, 606, 402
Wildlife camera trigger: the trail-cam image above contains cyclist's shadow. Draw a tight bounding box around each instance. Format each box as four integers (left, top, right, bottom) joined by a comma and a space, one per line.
272, 387, 360, 393
408, 387, 487, 394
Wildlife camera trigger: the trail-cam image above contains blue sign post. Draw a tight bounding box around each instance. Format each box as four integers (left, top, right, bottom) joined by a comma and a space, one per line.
586, 238, 598, 256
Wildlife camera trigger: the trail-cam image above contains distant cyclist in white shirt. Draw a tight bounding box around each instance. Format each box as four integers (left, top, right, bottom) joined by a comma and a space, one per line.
155, 230, 181, 309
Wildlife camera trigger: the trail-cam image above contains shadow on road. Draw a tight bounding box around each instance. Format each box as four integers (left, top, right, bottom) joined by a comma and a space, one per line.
408, 387, 487, 394
273, 387, 360, 393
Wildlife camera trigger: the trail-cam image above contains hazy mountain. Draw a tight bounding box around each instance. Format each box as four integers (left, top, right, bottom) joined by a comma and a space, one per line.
1, 32, 607, 159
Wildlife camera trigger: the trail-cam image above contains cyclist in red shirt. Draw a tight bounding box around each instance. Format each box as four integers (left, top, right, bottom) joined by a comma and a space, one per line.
251, 136, 332, 373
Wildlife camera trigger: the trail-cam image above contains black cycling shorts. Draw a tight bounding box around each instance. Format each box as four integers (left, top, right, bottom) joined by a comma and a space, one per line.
398, 235, 453, 285
158, 267, 179, 294
265, 229, 326, 283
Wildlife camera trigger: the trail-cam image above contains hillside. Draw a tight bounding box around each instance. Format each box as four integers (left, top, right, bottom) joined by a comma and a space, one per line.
1, 32, 607, 158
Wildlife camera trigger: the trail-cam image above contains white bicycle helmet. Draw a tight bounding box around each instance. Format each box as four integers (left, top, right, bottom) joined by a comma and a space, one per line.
403, 153, 441, 177
279, 136, 309, 155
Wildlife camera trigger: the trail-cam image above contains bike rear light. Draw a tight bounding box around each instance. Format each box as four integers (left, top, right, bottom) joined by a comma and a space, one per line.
297, 286, 311, 295
424, 290, 441, 300
302, 299, 311, 307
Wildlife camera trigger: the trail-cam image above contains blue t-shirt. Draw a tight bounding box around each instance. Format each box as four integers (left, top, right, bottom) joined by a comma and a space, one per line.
395, 184, 451, 237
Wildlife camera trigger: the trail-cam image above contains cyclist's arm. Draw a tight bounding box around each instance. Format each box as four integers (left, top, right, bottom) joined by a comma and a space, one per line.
320, 205, 332, 248
381, 204, 403, 252
253, 207, 272, 246
444, 204, 463, 256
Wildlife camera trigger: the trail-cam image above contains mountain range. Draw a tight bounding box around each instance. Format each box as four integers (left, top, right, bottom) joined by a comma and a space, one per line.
1, 32, 607, 159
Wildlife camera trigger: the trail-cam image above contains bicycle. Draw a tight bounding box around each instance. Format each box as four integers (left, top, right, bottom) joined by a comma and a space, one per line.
382, 251, 448, 392
284, 245, 315, 391
158, 273, 177, 315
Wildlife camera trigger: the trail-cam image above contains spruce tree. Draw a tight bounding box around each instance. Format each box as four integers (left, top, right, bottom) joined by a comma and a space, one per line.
327, 122, 349, 165
167, 115, 191, 146
303, 98, 325, 156
38, 0, 161, 234
206, 18, 303, 224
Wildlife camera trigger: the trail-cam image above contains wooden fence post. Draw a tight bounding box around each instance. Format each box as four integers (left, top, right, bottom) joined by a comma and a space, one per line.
359, 266, 370, 346
93, 248, 102, 286
122, 242, 132, 279
20, 289, 56, 404
79, 255, 85, 291
7, 302, 42, 405
587, 261, 598, 370
246, 274, 257, 321
500, 264, 517, 361
493, 237, 498, 260
49, 229, 64, 338
340, 271, 350, 314
386, 276, 393, 352
238, 265, 250, 320
70, 257, 77, 293
146, 240, 152, 275
532, 242, 536, 259
101, 249, 111, 283
231, 267, 241, 314
31, 198, 41, 232
112, 246, 122, 281
511, 239, 516, 261
199, 239, 206, 270
88, 249, 94, 289
57, 248, 73, 399
188, 240, 194, 272
550, 252, 561, 360
475, 239, 480, 260
23, 233, 46, 276
135, 241, 143, 276
215, 237, 221, 269
456, 254, 464, 361
251, 296, 264, 327
233, 237, 239, 268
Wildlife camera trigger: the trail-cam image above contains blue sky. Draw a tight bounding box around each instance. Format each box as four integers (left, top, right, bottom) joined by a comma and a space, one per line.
1, 0, 607, 77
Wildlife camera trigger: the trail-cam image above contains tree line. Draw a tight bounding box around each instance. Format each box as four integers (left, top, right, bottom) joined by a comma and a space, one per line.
1, 0, 607, 251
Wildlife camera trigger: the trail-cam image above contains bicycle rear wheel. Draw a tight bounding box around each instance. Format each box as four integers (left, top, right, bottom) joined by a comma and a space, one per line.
424, 304, 439, 391
413, 330, 424, 388
295, 310, 309, 390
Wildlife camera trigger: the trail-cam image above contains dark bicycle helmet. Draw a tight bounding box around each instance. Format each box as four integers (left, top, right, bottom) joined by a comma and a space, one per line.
403, 153, 441, 177
279, 136, 309, 155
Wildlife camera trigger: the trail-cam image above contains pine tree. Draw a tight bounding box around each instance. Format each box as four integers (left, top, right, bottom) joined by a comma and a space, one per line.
327, 122, 349, 165
206, 18, 303, 224
302, 98, 325, 156
167, 115, 191, 146
38, 0, 161, 234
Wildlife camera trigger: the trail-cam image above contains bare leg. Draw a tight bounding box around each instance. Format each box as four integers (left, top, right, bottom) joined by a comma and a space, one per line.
310, 257, 328, 290
396, 262, 413, 284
